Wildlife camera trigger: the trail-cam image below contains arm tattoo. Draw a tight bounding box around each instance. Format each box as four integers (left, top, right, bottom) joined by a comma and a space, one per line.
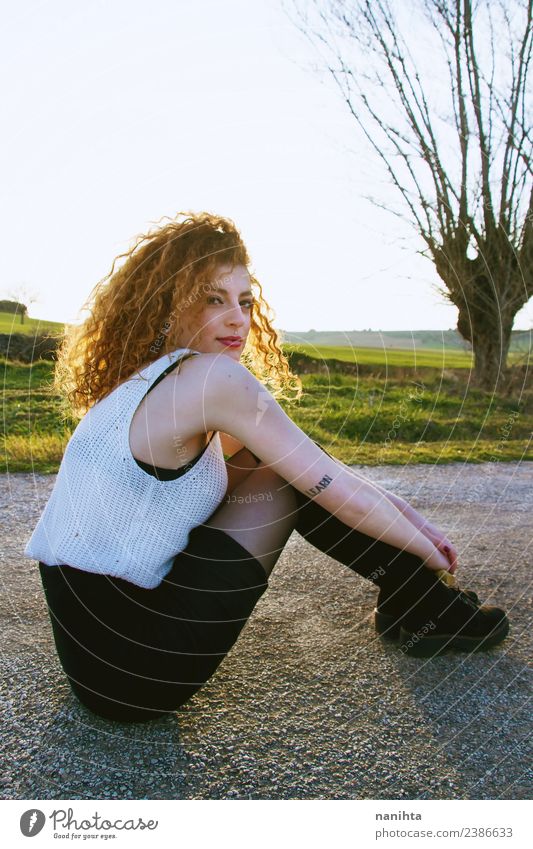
304, 474, 333, 498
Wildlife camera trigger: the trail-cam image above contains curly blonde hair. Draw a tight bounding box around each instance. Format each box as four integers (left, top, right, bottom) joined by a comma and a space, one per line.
54, 211, 302, 419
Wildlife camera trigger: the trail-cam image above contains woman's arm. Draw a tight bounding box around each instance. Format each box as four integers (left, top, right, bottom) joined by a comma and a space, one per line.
180, 355, 451, 572
318, 446, 433, 527
321, 451, 459, 573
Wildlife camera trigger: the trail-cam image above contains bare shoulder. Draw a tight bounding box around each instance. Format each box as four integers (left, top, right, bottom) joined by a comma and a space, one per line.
130, 353, 259, 464
175, 352, 261, 396
177, 353, 281, 440
161, 352, 264, 438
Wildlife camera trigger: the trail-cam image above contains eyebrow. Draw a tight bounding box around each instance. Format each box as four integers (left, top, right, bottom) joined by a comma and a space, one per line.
209, 287, 254, 297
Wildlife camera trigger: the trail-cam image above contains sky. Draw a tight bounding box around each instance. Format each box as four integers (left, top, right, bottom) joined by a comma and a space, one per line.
1, 0, 531, 332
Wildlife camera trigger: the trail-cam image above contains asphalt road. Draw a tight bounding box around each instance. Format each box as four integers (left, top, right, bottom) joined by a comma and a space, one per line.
1, 461, 531, 800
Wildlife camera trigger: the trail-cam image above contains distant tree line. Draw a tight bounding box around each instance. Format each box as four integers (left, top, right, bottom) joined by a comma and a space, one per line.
0, 333, 59, 362
0, 299, 28, 322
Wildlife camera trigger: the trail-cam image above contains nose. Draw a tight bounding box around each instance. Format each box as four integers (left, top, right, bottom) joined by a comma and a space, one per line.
223, 302, 246, 329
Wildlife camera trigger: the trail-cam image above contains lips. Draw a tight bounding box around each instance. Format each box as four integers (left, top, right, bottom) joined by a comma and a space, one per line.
217, 337, 243, 346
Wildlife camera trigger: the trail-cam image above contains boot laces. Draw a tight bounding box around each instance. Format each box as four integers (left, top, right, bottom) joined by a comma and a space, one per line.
450, 586, 481, 611
436, 570, 481, 610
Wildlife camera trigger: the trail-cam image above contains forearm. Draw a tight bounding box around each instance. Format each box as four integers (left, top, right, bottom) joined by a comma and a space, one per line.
315, 449, 445, 567
334, 457, 433, 533
359, 476, 431, 533
342, 479, 445, 569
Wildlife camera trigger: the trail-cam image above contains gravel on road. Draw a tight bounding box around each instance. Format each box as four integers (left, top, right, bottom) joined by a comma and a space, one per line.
1, 461, 531, 800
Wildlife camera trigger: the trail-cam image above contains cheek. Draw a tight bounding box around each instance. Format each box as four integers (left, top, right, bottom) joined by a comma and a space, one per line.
195, 309, 213, 336
184, 308, 206, 336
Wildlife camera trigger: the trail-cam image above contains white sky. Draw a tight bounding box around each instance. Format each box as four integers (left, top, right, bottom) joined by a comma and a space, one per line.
1, 0, 531, 332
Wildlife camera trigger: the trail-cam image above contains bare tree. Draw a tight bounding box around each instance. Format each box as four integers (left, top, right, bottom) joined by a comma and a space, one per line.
6, 284, 39, 325
289, 0, 532, 389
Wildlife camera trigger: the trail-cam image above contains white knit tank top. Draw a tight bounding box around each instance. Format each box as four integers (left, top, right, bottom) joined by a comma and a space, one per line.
24, 348, 228, 588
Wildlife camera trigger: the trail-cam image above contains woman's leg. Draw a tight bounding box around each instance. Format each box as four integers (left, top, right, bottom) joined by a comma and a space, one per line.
205, 456, 437, 622
206, 454, 507, 656
204, 463, 299, 576
286, 484, 508, 654
224, 446, 260, 494
289, 485, 443, 624
212, 451, 443, 606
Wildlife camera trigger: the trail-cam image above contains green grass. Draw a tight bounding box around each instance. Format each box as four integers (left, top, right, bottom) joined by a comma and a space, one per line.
0, 311, 64, 335
285, 343, 530, 369
279, 373, 532, 465
2, 314, 529, 370
2, 358, 531, 473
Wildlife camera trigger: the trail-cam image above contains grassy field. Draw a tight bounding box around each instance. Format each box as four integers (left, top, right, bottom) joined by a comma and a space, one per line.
2, 357, 531, 473
0, 311, 64, 335
284, 343, 530, 369
2, 312, 529, 368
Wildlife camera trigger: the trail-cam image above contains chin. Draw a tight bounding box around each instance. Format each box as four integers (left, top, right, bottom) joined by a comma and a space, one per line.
222, 348, 242, 360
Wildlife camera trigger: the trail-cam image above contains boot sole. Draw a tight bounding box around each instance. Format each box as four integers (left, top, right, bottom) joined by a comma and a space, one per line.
398, 618, 510, 657
374, 609, 402, 640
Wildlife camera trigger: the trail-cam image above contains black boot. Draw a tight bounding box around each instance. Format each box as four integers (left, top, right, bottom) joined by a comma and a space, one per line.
291, 486, 509, 657
396, 579, 508, 657
375, 573, 480, 640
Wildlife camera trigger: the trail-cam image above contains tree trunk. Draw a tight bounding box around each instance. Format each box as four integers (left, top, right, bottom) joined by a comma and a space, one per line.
457, 308, 513, 391
434, 234, 524, 391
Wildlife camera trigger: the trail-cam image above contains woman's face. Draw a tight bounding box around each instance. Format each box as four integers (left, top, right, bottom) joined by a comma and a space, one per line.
177, 264, 254, 360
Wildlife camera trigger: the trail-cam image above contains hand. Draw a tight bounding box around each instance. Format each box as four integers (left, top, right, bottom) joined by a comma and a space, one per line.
399, 502, 459, 574
422, 542, 454, 572
420, 523, 459, 574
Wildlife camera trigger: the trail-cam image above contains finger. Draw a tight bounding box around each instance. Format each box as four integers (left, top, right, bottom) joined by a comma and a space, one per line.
444, 543, 458, 571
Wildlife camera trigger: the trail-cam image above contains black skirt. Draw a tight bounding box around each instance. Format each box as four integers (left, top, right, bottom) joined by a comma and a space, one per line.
38, 525, 268, 723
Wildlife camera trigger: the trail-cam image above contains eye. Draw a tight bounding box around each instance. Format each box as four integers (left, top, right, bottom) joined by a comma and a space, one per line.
206, 296, 255, 308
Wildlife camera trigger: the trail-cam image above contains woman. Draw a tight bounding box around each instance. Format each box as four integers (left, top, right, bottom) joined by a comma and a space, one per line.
25, 211, 509, 723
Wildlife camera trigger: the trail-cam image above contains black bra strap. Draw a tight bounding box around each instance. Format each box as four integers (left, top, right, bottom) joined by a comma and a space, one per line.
145, 351, 199, 398
134, 351, 211, 480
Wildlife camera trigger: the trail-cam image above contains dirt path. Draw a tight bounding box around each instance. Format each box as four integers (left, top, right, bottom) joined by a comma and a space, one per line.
1, 462, 531, 800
